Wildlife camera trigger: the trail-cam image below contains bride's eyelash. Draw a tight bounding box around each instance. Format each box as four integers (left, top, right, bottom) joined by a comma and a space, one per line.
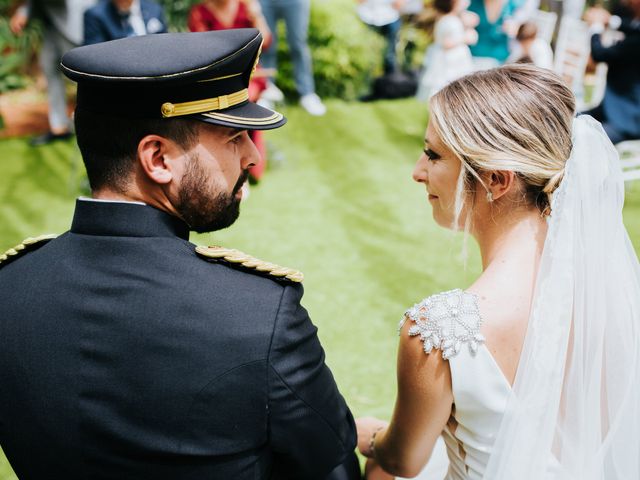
424, 148, 440, 161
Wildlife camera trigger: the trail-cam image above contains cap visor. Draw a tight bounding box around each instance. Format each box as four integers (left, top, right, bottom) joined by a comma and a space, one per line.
196, 101, 286, 130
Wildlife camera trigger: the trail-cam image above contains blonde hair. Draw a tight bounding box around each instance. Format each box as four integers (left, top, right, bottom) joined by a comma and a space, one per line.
429, 64, 575, 232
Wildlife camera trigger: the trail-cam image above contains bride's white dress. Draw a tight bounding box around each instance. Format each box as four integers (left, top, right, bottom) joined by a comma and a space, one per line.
401, 288, 565, 480
400, 289, 515, 480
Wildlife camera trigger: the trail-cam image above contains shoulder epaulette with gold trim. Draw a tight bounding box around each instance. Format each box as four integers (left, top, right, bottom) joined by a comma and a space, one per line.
0, 234, 58, 268
195, 245, 304, 283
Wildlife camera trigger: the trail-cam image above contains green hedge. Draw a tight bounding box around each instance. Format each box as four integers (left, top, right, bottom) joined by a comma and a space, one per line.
0, 4, 42, 129
157, 0, 199, 31
158, 0, 384, 100
0, 8, 41, 95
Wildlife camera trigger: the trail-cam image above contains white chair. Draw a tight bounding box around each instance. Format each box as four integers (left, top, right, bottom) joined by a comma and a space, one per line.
553, 16, 591, 108
533, 9, 558, 44
616, 141, 640, 183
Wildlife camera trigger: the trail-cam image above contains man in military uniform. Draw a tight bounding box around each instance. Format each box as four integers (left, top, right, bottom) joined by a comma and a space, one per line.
0, 29, 359, 479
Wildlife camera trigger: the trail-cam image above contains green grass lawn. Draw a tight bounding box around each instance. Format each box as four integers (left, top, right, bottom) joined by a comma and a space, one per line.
1, 98, 639, 478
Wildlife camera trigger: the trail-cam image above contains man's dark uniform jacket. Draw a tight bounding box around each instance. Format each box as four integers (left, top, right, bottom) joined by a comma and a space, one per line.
0, 200, 357, 479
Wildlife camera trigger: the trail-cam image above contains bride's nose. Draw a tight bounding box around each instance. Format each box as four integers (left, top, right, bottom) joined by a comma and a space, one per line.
412, 154, 428, 183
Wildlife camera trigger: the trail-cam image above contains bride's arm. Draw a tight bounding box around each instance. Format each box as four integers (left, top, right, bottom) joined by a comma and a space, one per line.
360, 319, 453, 478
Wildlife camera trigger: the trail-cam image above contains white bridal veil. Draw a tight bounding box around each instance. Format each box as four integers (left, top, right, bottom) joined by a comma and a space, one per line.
484, 115, 640, 479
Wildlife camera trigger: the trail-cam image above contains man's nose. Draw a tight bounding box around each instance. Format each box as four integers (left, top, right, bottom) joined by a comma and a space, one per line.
242, 133, 260, 169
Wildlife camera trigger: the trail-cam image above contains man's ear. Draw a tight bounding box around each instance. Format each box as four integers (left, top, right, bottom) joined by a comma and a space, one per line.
488, 170, 517, 201
137, 135, 175, 185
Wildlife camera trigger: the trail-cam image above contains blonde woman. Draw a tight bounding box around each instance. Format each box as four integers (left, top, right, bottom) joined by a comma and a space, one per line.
357, 64, 640, 480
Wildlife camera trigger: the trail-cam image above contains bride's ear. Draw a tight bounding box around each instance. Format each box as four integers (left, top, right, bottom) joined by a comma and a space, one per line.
487, 170, 516, 201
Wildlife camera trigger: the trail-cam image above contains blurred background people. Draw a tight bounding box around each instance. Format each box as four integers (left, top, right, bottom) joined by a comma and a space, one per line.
507, 21, 553, 68
188, 0, 273, 182
188, 0, 271, 40
83, 0, 167, 45
511, 0, 538, 23
401, 0, 424, 15
467, 0, 522, 68
356, 0, 406, 75
583, 0, 640, 143
416, 0, 476, 99
258, 0, 326, 115
10, 0, 96, 146
562, 0, 585, 18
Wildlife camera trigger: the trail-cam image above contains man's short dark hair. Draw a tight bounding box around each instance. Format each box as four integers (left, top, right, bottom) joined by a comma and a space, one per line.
74, 109, 200, 192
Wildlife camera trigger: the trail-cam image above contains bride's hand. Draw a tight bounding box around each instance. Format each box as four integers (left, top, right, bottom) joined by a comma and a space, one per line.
356, 417, 389, 457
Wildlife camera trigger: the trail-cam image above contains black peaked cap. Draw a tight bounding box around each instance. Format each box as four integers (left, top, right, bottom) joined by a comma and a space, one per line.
61, 29, 286, 130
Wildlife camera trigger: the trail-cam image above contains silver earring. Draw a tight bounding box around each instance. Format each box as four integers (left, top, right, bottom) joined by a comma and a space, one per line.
486, 191, 494, 203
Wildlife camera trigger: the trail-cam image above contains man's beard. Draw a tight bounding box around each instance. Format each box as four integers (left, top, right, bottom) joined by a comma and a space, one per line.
175, 153, 248, 233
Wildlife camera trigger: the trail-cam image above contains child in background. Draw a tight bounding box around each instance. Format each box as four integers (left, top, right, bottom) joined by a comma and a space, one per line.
416, 0, 477, 100
507, 21, 553, 69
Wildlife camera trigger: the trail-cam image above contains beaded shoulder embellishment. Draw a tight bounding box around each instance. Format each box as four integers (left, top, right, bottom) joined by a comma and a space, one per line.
399, 289, 485, 360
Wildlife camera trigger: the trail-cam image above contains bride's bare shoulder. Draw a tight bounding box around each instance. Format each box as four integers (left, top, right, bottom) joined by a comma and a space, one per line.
467, 273, 533, 329
466, 274, 532, 385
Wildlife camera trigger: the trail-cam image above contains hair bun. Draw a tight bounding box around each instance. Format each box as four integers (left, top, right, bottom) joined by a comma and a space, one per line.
543, 168, 565, 194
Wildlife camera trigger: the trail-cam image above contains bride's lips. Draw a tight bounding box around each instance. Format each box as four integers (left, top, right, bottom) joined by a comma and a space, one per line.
428, 194, 438, 201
